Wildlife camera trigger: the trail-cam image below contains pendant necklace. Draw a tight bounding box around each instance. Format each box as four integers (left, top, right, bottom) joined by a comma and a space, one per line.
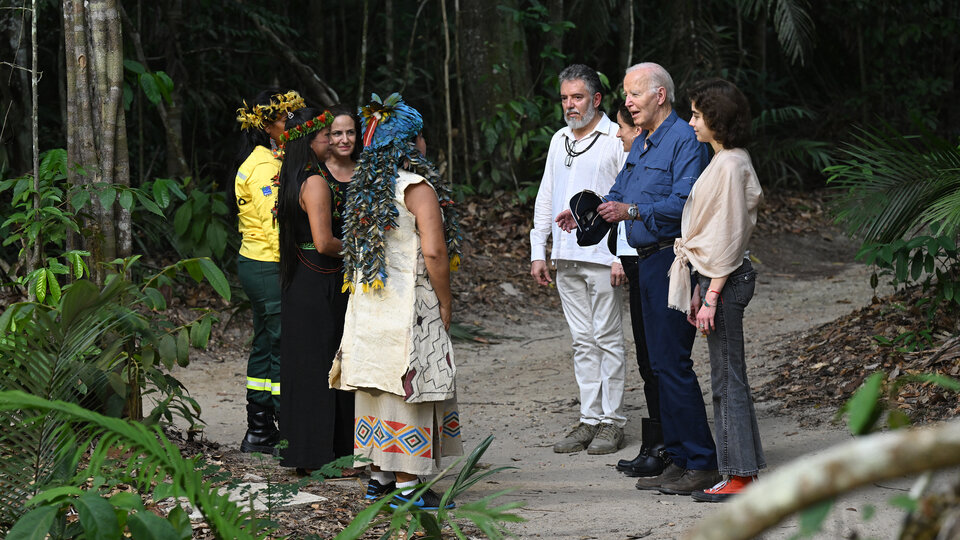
564, 131, 601, 167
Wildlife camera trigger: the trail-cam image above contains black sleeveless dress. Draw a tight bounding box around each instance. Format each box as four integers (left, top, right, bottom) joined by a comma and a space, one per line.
279, 165, 354, 469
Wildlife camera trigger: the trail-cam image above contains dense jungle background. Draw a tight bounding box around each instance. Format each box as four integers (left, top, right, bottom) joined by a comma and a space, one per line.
3, 1, 960, 539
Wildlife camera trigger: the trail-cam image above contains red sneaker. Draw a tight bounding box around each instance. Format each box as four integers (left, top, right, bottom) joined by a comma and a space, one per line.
690, 475, 756, 502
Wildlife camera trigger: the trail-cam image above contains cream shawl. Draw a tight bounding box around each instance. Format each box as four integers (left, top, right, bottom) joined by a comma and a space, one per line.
668, 148, 763, 314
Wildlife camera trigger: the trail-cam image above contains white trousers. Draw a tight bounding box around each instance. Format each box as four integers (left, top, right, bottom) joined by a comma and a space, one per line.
555, 260, 626, 427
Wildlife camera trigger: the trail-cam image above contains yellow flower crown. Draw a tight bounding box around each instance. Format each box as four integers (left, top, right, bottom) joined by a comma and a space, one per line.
236, 90, 307, 131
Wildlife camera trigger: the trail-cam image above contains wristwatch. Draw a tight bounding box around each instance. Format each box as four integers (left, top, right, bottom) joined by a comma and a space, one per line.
626, 204, 639, 220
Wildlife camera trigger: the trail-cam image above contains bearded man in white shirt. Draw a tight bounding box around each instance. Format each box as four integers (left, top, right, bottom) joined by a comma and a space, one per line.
530, 64, 628, 455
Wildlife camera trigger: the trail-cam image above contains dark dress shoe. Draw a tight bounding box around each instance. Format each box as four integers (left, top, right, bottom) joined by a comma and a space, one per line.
617, 445, 669, 477
657, 468, 721, 496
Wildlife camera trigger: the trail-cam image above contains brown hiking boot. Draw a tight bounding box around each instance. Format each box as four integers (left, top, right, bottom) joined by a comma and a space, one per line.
586, 423, 623, 455
552, 422, 598, 453
658, 468, 721, 496
635, 463, 684, 491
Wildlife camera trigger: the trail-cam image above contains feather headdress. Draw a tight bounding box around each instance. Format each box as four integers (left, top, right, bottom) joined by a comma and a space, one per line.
235, 90, 307, 131
342, 93, 462, 293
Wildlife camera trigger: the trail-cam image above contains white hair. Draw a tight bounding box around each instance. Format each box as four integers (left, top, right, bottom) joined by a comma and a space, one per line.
626, 62, 676, 104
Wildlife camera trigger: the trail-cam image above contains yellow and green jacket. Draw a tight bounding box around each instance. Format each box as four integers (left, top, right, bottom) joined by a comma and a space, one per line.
235, 146, 281, 262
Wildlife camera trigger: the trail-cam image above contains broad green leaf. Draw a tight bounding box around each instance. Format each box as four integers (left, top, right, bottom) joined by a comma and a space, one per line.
166, 505, 192, 539
144, 287, 167, 310
173, 202, 192, 237
182, 259, 204, 282
889, 494, 918, 511
207, 222, 228, 258
136, 192, 165, 217
71, 189, 91, 211
75, 491, 122, 539
45, 269, 62, 304
158, 334, 177, 369
155, 72, 174, 105
127, 510, 180, 540
34, 269, 47, 303
6, 505, 58, 540
124, 59, 146, 74
845, 372, 884, 435
197, 258, 231, 301
140, 345, 156, 369
119, 190, 135, 211
124, 82, 134, 110
887, 409, 911, 429
109, 491, 145, 511
139, 73, 161, 105
176, 328, 189, 367
797, 498, 833, 537
153, 181, 172, 208
99, 186, 117, 208
60, 279, 99, 327
25, 485, 84, 506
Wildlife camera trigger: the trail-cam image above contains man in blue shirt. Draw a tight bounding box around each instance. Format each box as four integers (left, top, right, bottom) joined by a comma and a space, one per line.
559, 62, 719, 496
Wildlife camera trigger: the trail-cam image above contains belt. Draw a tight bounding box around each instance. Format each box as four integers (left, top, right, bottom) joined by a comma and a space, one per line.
636, 239, 675, 260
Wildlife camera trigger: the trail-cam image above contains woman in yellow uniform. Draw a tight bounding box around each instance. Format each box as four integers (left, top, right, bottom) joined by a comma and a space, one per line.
233, 89, 304, 454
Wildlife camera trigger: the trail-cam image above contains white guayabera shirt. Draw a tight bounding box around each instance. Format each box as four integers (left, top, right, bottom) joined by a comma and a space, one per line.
530, 112, 628, 266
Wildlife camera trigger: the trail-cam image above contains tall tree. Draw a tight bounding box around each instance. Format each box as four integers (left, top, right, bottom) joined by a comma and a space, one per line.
62, 0, 130, 282
459, 1, 532, 161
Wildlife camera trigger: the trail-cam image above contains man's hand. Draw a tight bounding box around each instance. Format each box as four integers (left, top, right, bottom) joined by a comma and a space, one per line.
687, 284, 702, 327
598, 201, 633, 223
531, 260, 553, 286
610, 262, 626, 287
555, 209, 577, 232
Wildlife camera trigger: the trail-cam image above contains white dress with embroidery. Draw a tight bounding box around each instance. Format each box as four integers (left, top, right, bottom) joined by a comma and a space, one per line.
331, 170, 461, 474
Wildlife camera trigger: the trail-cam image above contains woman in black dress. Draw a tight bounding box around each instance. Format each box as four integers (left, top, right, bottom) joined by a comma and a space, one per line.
276, 107, 355, 473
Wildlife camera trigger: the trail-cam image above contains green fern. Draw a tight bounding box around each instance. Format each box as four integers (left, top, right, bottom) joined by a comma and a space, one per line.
0, 390, 267, 539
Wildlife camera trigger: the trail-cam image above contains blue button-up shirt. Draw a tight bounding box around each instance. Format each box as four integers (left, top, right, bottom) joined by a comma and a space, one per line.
606, 111, 709, 247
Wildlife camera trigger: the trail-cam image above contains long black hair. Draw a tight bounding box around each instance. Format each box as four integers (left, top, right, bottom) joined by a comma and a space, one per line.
277, 107, 324, 289
228, 88, 282, 217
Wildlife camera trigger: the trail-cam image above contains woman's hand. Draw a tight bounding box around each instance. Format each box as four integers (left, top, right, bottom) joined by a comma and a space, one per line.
696, 304, 716, 335
439, 302, 451, 331
687, 284, 701, 327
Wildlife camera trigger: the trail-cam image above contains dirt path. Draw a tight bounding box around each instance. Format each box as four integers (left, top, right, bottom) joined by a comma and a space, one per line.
173, 230, 947, 539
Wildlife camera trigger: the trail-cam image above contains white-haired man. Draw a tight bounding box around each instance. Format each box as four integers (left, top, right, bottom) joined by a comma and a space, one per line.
530, 64, 628, 455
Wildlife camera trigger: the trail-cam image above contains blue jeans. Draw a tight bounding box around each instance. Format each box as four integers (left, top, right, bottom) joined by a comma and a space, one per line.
698, 260, 766, 476
636, 248, 717, 470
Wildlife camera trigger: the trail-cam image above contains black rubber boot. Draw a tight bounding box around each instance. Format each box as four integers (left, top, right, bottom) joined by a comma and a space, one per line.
240, 403, 280, 455
616, 418, 668, 477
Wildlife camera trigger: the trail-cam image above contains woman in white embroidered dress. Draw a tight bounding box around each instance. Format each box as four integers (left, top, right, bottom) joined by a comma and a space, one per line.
332, 93, 463, 510
667, 78, 765, 502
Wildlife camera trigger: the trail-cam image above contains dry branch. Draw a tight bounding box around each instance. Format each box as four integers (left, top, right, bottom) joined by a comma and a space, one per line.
685, 419, 960, 540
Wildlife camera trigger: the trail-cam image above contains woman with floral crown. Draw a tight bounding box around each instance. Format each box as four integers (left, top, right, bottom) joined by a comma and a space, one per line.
276, 107, 356, 474
232, 89, 304, 455
331, 93, 464, 510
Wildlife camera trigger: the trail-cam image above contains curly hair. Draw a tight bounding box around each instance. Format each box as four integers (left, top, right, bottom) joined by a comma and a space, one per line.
687, 78, 752, 149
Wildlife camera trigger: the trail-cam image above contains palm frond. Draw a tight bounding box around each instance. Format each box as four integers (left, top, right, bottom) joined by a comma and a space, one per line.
0, 390, 267, 539
827, 124, 960, 243
770, 0, 815, 65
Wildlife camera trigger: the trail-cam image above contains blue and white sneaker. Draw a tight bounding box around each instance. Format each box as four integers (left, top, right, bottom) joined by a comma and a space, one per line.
388, 488, 455, 510
365, 478, 396, 500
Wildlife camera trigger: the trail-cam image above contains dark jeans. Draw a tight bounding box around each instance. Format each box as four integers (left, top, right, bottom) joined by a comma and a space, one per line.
636, 248, 717, 470
698, 260, 765, 476
619, 256, 660, 421
237, 255, 282, 411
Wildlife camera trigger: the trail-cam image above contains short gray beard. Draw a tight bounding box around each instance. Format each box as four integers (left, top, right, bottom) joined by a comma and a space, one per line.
564, 102, 597, 130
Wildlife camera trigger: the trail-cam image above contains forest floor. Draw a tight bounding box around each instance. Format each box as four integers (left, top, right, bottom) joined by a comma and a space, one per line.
169, 190, 960, 539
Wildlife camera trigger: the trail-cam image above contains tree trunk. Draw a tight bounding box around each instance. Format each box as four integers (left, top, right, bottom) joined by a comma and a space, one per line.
0, 3, 33, 175
62, 0, 131, 282
459, 0, 532, 141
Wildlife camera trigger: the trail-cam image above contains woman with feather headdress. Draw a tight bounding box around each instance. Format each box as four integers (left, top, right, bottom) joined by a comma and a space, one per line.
331, 93, 464, 510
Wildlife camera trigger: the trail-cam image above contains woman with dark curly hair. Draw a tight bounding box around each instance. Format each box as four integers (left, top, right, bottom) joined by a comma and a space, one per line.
667, 78, 764, 502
